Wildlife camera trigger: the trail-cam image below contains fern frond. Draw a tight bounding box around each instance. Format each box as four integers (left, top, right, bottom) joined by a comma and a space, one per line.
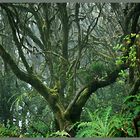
76, 106, 123, 137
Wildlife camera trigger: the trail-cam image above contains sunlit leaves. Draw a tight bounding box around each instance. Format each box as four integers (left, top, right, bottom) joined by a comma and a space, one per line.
114, 34, 138, 69
49, 130, 70, 137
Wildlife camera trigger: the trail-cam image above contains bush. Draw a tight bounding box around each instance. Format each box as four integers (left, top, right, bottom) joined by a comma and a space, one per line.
76, 106, 135, 137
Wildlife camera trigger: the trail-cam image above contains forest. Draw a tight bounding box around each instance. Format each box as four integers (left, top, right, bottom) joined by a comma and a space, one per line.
0, 3, 140, 138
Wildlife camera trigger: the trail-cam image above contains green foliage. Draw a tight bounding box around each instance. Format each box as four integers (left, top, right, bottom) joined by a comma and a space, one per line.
118, 70, 128, 79
78, 61, 108, 84
23, 132, 44, 138
33, 121, 48, 134
114, 34, 137, 68
123, 94, 140, 117
129, 45, 137, 67
0, 124, 20, 137
76, 106, 137, 137
113, 114, 135, 137
76, 107, 120, 137
90, 62, 106, 75
24, 121, 49, 138
113, 44, 124, 51
49, 130, 70, 137
116, 57, 124, 66
123, 33, 137, 68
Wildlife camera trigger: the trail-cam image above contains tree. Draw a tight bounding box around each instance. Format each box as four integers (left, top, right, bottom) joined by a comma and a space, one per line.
0, 3, 140, 136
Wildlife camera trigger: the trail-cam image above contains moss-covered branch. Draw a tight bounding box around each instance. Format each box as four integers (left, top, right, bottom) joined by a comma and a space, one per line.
66, 64, 128, 122
0, 44, 65, 121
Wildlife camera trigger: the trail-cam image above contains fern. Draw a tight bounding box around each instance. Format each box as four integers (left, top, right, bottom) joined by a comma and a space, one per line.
76, 107, 121, 137
49, 130, 70, 137
76, 105, 137, 137
103, 106, 112, 127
